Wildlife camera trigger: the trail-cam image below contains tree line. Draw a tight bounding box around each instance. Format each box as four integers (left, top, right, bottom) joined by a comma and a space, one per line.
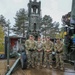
0, 8, 62, 38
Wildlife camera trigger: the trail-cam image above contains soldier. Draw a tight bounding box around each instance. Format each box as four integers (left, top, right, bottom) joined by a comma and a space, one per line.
42, 37, 46, 43
41, 37, 46, 65
36, 36, 43, 68
43, 36, 53, 68
54, 38, 64, 70
25, 35, 36, 68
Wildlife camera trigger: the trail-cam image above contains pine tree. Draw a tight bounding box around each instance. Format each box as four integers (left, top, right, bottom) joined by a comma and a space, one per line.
41, 15, 59, 38
0, 15, 11, 36
13, 8, 28, 37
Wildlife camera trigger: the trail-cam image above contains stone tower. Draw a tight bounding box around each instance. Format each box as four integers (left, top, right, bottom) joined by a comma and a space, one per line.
28, 0, 41, 37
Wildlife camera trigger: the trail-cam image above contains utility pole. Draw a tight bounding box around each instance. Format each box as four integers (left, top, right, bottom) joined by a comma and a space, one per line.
7, 20, 10, 72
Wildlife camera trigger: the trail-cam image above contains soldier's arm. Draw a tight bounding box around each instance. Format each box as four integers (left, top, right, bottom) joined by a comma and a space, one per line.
33, 41, 36, 50
59, 43, 63, 52
43, 42, 46, 51
54, 44, 58, 51
35, 41, 37, 50
25, 40, 29, 50
41, 42, 44, 50
34, 41, 37, 50
50, 42, 53, 51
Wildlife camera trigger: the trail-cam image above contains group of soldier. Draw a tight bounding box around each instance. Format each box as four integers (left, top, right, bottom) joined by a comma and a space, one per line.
25, 35, 64, 70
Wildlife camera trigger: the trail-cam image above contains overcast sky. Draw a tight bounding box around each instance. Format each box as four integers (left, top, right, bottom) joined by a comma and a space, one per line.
0, 0, 72, 27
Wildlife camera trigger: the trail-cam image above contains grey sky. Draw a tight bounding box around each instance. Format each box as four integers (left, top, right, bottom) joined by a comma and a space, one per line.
0, 0, 72, 27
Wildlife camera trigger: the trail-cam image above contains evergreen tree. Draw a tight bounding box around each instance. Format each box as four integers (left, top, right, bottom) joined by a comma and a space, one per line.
41, 15, 59, 38
13, 8, 28, 37
0, 15, 6, 27
0, 15, 11, 36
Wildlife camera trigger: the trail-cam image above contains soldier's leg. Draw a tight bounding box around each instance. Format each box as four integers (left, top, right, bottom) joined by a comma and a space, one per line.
37, 52, 40, 65
46, 53, 49, 67
49, 53, 52, 68
31, 51, 35, 67
55, 54, 60, 68
44, 52, 47, 67
59, 54, 64, 70
39, 51, 43, 67
34, 51, 37, 66
36, 51, 39, 66
27, 51, 32, 67
42, 50, 44, 65
32, 51, 37, 67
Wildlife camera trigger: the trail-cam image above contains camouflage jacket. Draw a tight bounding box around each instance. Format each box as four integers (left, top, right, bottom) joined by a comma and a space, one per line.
43, 41, 53, 52
25, 39, 36, 50
55, 42, 63, 53
36, 41, 43, 50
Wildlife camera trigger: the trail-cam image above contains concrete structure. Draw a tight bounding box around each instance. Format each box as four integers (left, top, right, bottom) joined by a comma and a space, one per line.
28, 0, 41, 37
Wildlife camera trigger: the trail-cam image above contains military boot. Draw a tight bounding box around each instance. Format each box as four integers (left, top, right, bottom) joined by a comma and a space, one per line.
60, 67, 64, 71
49, 65, 52, 69
40, 63, 42, 69
54, 65, 59, 69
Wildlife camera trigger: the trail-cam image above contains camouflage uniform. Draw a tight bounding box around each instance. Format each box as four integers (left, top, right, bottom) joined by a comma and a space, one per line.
25, 39, 36, 67
42, 37, 46, 43
55, 40, 64, 70
43, 40, 53, 68
36, 41, 43, 67
41, 37, 46, 65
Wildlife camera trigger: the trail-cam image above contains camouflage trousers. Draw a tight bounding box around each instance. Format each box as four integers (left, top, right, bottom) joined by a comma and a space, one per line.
27, 50, 36, 67
44, 52, 52, 66
56, 53, 64, 68
36, 51, 43, 66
